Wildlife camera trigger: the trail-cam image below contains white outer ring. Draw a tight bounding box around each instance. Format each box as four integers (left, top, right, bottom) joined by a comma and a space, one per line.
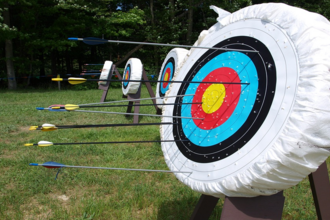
156, 48, 189, 107
98, 61, 113, 86
122, 58, 143, 95
161, 3, 330, 197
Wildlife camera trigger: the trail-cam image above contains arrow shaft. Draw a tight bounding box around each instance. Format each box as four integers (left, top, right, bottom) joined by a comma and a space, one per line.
51, 140, 187, 145
78, 102, 202, 108
66, 109, 204, 120
32, 163, 191, 173
64, 78, 249, 85
74, 37, 258, 53
40, 122, 175, 130
79, 94, 193, 106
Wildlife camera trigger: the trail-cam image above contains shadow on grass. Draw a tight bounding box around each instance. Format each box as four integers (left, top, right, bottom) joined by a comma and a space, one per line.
157, 196, 223, 220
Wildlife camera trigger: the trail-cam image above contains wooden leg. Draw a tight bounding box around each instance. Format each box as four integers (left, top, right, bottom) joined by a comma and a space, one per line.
309, 161, 330, 220
133, 100, 140, 124
189, 194, 219, 220
220, 191, 285, 220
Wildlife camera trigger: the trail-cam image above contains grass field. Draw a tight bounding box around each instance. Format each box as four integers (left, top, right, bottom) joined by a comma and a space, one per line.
0, 86, 327, 219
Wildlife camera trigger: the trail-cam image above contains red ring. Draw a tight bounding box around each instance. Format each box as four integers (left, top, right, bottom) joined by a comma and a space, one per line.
191, 67, 241, 130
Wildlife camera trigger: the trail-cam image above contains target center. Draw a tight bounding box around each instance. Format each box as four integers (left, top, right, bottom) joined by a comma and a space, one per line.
202, 84, 226, 114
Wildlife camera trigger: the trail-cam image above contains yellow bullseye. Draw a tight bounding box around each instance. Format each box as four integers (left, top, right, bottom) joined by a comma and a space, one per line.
202, 84, 226, 114
164, 72, 169, 81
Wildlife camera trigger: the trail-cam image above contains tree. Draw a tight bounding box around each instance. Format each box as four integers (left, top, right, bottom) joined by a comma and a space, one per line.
1, 1, 17, 89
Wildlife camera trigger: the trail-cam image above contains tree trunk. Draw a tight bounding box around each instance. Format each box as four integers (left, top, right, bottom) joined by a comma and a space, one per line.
39, 52, 45, 76
169, 0, 175, 22
51, 50, 57, 76
150, 0, 159, 69
115, 44, 144, 67
4, 3, 17, 89
187, 0, 194, 44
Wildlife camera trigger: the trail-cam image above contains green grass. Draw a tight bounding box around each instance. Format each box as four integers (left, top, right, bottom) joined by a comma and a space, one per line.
0, 86, 327, 219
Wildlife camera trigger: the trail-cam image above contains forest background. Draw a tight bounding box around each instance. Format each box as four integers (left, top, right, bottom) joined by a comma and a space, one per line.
1, 0, 330, 90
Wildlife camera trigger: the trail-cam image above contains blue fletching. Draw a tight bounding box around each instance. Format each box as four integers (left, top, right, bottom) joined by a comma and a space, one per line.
36, 107, 44, 110
83, 37, 107, 45
43, 161, 65, 168
29, 163, 39, 166
68, 37, 78, 41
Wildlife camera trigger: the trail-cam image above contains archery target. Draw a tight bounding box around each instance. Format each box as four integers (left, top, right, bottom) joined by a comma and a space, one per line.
122, 58, 143, 95
156, 48, 189, 108
161, 3, 330, 197
98, 61, 113, 85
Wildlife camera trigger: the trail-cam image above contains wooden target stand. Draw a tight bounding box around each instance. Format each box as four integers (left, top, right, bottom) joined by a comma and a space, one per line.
98, 64, 123, 102
123, 69, 162, 124
190, 161, 330, 220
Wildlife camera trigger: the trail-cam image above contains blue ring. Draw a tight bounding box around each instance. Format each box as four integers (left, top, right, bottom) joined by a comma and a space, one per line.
123, 66, 130, 87
181, 52, 258, 147
160, 62, 174, 94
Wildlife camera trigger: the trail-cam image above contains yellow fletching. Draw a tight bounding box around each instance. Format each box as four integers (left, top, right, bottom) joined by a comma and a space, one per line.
38, 143, 53, 147
68, 77, 86, 85
65, 104, 79, 111
24, 143, 33, 147
29, 126, 38, 131
41, 127, 58, 132
52, 78, 63, 82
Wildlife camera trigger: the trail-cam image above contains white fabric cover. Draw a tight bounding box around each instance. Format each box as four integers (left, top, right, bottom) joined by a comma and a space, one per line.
156, 48, 189, 107
98, 61, 113, 86
160, 3, 330, 197
122, 58, 143, 95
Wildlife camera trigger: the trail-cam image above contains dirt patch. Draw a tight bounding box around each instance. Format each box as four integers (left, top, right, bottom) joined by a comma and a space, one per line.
21, 197, 53, 220
0, 149, 18, 159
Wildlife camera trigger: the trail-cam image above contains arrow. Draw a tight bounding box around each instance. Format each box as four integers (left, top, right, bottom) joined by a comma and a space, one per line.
37, 102, 202, 111
69, 37, 259, 53
29, 122, 176, 132
82, 70, 102, 72
52, 77, 250, 85
84, 64, 103, 66
34, 109, 204, 119
80, 73, 101, 76
35, 94, 194, 110
30, 161, 192, 180
25, 139, 188, 147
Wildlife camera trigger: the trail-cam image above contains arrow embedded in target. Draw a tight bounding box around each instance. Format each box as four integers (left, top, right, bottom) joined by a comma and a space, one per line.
36, 102, 202, 111
30, 161, 192, 180
68, 37, 259, 53
52, 77, 250, 85
29, 122, 176, 132
25, 139, 188, 147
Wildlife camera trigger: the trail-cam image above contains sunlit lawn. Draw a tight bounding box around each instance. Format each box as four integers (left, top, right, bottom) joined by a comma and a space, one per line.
0, 86, 327, 219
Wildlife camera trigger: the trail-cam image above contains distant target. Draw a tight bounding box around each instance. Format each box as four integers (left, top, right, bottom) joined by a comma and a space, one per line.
98, 61, 113, 86
122, 58, 143, 95
156, 48, 188, 108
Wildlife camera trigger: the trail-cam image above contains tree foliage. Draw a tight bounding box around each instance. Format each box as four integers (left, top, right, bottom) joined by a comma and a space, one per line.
0, 0, 329, 89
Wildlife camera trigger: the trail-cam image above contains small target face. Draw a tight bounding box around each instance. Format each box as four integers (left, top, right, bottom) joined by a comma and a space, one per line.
123, 65, 131, 89
172, 36, 276, 163
159, 58, 175, 97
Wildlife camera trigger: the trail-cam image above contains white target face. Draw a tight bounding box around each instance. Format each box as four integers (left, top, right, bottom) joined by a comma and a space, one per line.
161, 4, 330, 196
98, 61, 113, 85
156, 48, 189, 108
122, 58, 143, 95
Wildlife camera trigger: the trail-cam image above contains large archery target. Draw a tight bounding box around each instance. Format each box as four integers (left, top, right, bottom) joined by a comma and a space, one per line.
98, 61, 113, 86
156, 48, 189, 107
161, 3, 330, 197
122, 58, 143, 95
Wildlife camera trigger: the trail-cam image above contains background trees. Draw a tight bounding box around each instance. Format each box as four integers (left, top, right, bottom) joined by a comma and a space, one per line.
0, 0, 329, 89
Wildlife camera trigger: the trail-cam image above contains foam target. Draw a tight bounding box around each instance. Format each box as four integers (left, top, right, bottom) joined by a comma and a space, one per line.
98, 61, 113, 85
122, 58, 143, 95
156, 48, 189, 108
161, 3, 330, 198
